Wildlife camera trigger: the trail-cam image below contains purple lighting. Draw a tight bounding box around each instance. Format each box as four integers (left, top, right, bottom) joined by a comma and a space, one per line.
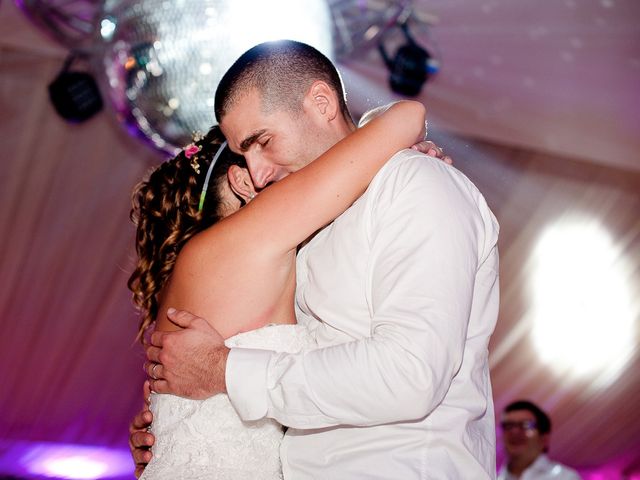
30, 453, 107, 479
0, 440, 132, 479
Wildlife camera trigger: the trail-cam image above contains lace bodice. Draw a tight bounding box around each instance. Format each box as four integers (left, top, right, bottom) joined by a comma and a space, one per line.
140, 324, 313, 480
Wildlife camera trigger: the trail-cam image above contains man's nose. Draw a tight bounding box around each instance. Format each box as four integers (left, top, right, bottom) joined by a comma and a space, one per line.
245, 152, 276, 189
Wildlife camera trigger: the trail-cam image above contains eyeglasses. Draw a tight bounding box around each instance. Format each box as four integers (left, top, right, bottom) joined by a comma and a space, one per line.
500, 420, 538, 432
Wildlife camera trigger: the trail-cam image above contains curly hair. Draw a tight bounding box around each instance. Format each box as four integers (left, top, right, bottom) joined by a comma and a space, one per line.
127, 126, 247, 342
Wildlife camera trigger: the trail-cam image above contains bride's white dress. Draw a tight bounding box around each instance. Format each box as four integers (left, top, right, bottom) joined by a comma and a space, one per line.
140, 324, 313, 480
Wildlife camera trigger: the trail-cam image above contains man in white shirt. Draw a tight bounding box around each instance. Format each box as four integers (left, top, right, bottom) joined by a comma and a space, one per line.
136, 40, 500, 478
498, 400, 581, 480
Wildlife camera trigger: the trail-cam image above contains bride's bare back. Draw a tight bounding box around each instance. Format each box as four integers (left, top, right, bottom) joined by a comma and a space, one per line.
156, 228, 297, 338
155, 101, 426, 339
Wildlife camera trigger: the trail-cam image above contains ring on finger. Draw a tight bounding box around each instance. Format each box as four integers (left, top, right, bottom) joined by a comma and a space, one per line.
151, 363, 160, 380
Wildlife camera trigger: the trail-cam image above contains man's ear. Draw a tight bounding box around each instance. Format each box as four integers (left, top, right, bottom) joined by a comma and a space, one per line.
541, 433, 551, 453
227, 165, 257, 203
305, 80, 339, 121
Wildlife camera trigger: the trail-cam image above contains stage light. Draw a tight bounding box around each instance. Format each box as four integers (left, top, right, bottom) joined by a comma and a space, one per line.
48, 54, 103, 123
41, 456, 108, 478
378, 22, 439, 97
0, 440, 132, 479
529, 217, 635, 388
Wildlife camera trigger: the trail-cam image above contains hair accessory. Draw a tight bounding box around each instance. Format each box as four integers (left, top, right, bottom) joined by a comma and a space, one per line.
192, 131, 204, 142
198, 141, 227, 212
184, 142, 202, 174
184, 144, 201, 159
191, 159, 201, 174
185, 132, 204, 169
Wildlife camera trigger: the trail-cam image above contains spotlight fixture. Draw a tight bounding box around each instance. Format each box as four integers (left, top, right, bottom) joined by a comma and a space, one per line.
378, 22, 439, 97
48, 53, 103, 123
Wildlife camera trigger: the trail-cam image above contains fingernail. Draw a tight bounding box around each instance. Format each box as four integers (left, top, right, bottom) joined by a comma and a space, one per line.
167, 307, 175, 315
428, 149, 436, 155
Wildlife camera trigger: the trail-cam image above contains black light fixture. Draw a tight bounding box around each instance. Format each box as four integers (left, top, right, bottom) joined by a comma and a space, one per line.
48, 53, 103, 123
378, 22, 439, 97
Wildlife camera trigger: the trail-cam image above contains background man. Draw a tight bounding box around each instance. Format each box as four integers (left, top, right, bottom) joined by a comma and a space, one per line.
499, 400, 582, 480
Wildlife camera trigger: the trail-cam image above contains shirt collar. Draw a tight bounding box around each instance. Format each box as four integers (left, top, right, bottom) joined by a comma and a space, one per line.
498, 454, 551, 479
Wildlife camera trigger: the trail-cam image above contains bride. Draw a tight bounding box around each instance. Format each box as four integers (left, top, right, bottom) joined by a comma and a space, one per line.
128, 100, 426, 478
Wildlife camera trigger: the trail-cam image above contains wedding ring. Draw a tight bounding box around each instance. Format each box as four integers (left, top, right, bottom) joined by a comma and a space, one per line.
151, 363, 160, 380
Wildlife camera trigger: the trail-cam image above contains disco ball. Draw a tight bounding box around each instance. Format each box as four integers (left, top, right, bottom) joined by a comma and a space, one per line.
97, 0, 333, 155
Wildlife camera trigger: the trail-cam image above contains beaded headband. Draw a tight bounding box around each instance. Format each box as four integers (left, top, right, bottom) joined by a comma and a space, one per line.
198, 141, 227, 212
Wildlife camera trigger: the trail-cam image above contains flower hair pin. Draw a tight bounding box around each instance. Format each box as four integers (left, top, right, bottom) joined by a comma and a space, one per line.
184, 132, 204, 173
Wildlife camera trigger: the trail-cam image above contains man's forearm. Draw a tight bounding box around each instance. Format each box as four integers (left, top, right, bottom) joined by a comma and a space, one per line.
234, 334, 464, 429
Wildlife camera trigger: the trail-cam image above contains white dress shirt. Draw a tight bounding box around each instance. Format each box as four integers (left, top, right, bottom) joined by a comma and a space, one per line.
497, 454, 582, 480
227, 151, 500, 479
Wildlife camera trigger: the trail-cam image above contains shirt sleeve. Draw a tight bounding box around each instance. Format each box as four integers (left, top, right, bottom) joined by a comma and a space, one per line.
226, 155, 497, 428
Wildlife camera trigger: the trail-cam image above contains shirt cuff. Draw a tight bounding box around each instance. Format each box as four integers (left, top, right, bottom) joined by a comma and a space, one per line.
226, 347, 273, 421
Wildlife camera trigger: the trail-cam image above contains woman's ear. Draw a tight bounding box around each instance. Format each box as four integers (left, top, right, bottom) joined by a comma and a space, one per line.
227, 165, 257, 203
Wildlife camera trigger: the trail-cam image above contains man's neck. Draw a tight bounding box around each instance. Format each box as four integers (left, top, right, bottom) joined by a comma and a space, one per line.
508, 454, 540, 478
314, 115, 356, 159
333, 113, 357, 141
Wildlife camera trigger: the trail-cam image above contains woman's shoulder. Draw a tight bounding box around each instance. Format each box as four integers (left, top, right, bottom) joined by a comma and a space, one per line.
161, 224, 234, 325
173, 223, 225, 273
173, 215, 253, 279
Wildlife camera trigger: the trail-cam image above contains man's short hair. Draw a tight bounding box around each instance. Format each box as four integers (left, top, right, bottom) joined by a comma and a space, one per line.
504, 400, 552, 435
214, 40, 351, 123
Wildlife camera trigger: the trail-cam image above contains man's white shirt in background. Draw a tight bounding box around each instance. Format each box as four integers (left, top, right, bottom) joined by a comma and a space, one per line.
227, 150, 500, 479
498, 454, 582, 480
